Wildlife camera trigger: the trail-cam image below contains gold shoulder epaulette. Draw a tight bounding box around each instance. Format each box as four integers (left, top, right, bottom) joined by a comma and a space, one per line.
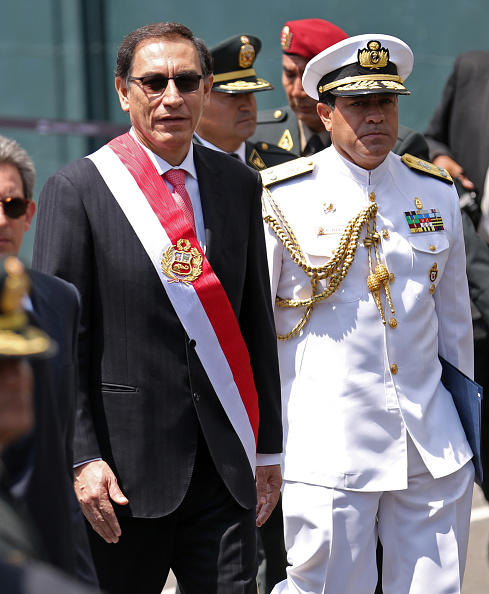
260, 157, 315, 187
401, 153, 453, 184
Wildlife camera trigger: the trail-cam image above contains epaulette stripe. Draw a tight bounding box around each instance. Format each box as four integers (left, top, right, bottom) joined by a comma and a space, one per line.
260, 157, 315, 187
401, 153, 453, 184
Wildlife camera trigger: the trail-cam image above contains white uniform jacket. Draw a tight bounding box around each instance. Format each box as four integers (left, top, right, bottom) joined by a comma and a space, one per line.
264, 147, 474, 492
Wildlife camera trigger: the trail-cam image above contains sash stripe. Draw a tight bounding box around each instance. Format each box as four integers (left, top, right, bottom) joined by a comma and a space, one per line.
89, 134, 259, 469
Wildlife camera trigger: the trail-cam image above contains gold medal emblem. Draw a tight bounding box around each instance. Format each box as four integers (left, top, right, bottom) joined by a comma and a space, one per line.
280, 26, 293, 51
358, 41, 389, 70
161, 239, 203, 285
239, 39, 255, 69
415, 197, 423, 209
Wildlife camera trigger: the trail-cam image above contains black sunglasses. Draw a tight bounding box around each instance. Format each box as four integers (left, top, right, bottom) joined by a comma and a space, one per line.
0, 197, 31, 219
128, 74, 203, 95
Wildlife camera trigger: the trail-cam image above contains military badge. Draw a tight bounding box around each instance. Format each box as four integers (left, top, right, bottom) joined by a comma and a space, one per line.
161, 239, 203, 285
429, 263, 438, 282
358, 40, 389, 70
277, 129, 294, 152
239, 37, 255, 69
280, 25, 293, 51
249, 148, 266, 170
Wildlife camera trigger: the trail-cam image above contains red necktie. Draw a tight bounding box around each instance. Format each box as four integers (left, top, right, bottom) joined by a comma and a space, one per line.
163, 169, 196, 233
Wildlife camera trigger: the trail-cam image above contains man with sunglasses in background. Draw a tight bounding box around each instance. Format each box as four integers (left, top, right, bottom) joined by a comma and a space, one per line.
33, 22, 282, 594
0, 135, 99, 586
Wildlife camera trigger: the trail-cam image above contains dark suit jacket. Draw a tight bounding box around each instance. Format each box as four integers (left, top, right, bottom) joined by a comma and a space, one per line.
2, 271, 83, 577
252, 104, 430, 160
425, 51, 489, 193
32, 143, 282, 519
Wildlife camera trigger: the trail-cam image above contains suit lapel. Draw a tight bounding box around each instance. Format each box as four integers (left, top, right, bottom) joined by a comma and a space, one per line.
193, 145, 229, 263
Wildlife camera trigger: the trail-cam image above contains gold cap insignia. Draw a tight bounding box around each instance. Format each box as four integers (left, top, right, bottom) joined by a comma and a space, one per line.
239, 40, 255, 69
280, 25, 293, 51
358, 40, 389, 70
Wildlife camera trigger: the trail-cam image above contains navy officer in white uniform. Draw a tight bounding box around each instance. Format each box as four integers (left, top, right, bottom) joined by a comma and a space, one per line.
262, 34, 475, 594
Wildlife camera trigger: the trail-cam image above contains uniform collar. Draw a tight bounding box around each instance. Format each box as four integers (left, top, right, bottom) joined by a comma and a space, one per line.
193, 133, 246, 163
324, 145, 391, 186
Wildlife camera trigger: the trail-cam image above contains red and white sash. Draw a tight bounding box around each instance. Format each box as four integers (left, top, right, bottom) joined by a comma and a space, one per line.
87, 133, 258, 472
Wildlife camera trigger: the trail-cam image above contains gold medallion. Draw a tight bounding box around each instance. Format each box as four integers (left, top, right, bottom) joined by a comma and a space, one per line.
429, 263, 438, 282
161, 239, 203, 285
239, 39, 255, 68
415, 197, 423, 209
358, 41, 389, 70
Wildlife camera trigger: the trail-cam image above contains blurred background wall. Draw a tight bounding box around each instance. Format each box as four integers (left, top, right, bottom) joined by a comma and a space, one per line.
2, 0, 488, 262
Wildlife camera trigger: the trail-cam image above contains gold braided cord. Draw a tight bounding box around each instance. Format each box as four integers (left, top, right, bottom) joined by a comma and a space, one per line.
263, 187, 379, 340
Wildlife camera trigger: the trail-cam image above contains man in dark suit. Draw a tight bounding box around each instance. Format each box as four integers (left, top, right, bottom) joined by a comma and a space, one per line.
425, 51, 489, 503
0, 135, 96, 584
33, 21, 282, 594
194, 34, 296, 171
251, 19, 430, 160
424, 51, 489, 198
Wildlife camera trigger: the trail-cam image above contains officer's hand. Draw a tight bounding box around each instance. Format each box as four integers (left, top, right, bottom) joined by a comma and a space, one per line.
433, 155, 475, 191
255, 464, 282, 527
74, 460, 129, 543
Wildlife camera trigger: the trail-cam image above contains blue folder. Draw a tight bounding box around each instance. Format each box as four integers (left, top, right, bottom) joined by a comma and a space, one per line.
440, 356, 483, 485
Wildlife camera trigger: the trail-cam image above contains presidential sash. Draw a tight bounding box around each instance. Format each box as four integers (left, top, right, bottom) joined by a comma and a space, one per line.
87, 133, 259, 472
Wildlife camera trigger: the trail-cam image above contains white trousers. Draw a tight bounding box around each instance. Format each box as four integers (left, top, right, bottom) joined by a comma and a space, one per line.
272, 442, 474, 594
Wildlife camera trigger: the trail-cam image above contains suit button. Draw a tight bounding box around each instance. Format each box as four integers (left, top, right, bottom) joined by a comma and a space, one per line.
193, 392, 200, 401
390, 364, 398, 375
188, 339, 196, 348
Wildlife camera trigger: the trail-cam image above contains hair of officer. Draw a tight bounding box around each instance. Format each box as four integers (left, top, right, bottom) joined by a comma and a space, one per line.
0, 135, 36, 201
319, 93, 336, 109
115, 22, 214, 82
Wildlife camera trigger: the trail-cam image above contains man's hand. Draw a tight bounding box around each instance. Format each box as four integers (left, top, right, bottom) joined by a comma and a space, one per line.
433, 155, 475, 191
74, 460, 129, 543
255, 464, 282, 527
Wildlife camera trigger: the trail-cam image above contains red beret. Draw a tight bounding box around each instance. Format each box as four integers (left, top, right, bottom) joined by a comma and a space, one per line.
280, 19, 348, 61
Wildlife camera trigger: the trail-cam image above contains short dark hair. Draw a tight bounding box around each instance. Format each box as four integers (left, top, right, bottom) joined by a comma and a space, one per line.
319, 92, 336, 109
115, 22, 213, 81
0, 135, 35, 200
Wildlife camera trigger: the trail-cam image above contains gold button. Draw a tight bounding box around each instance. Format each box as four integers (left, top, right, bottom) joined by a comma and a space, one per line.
273, 110, 283, 119
389, 318, 398, 328
429, 244, 436, 252
429, 284, 435, 294
369, 192, 376, 202
261, 142, 269, 150
381, 229, 389, 239
389, 273, 395, 284
390, 364, 398, 375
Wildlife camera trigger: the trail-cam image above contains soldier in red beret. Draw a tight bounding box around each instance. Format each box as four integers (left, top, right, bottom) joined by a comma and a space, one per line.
251, 19, 348, 156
